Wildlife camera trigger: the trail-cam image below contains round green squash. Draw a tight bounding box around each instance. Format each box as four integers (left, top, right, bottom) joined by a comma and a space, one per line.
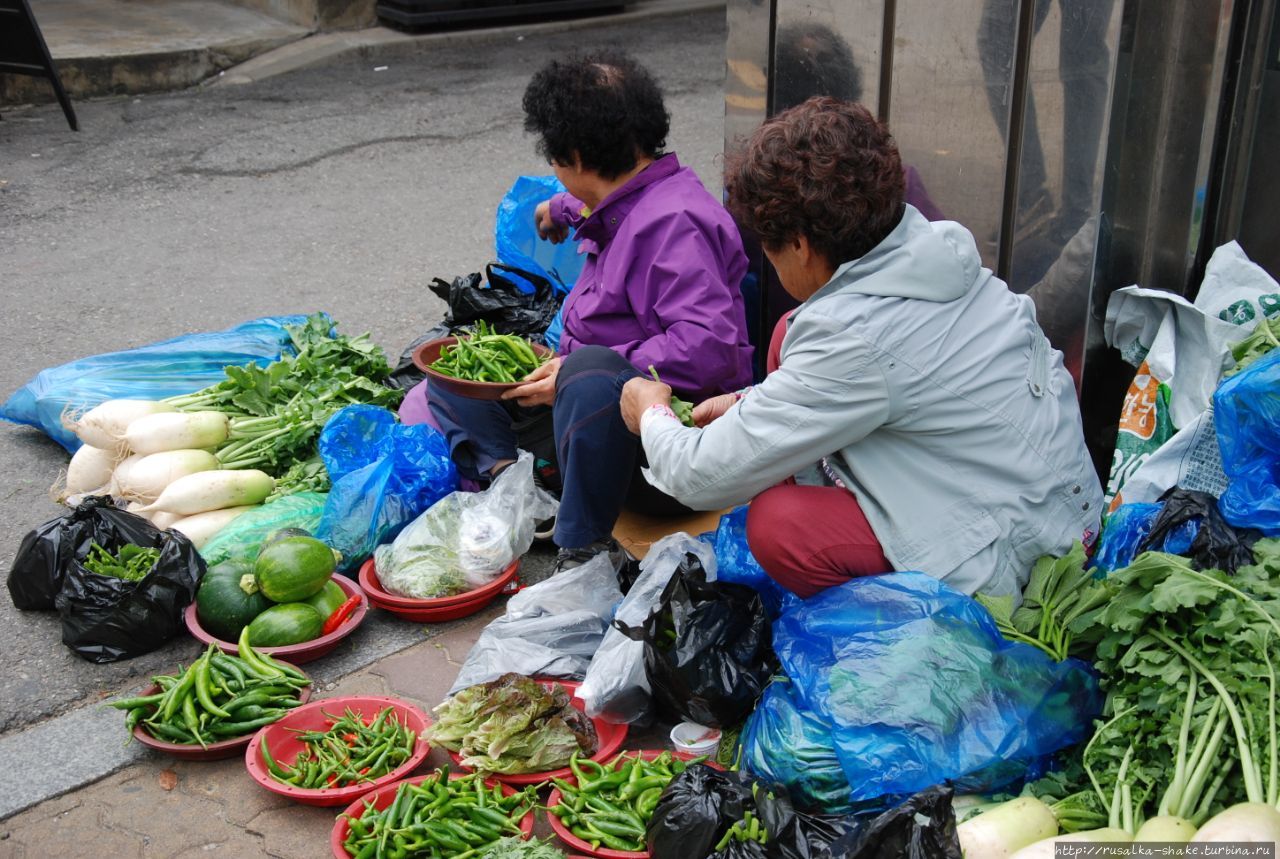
195, 560, 272, 642
246, 603, 324, 647
254, 536, 340, 603
302, 579, 345, 619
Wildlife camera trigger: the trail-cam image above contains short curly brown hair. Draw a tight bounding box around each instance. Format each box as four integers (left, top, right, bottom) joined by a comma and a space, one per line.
726, 97, 905, 266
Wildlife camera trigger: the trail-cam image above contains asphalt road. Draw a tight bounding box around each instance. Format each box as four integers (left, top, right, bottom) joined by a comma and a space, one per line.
0, 7, 728, 739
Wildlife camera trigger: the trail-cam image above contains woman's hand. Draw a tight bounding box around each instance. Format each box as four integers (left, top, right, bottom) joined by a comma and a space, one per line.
503, 357, 561, 407
535, 200, 569, 244
691, 393, 738, 428
620, 377, 672, 434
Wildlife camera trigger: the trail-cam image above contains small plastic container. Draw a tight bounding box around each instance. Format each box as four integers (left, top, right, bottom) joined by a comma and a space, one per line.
670, 721, 722, 758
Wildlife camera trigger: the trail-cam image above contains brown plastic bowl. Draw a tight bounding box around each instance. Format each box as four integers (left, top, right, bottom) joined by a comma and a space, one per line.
130, 661, 312, 761
185, 574, 368, 665
411, 336, 552, 401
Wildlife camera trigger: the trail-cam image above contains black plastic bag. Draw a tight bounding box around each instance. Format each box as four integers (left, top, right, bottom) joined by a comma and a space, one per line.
428, 262, 562, 342
48, 504, 204, 662
625, 556, 777, 727
647, 764, 755, 859
8, 496, 158, 610
828, 785, 961, 859
754, 788, 854, 859
712, 840, 769, 859
1137, 486, 1261, 574
386, 324, 450, 391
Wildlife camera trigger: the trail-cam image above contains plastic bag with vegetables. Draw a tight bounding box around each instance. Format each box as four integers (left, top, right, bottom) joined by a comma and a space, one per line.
198, 491, 327, 566
374, 450, 556, 599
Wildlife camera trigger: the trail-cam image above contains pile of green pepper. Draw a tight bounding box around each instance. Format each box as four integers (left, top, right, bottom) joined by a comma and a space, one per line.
112, 638, 309, 748
83, 542, 160, 581
340, 767, 537, 859
714, 809, 769, 851
260, 705, 416, 790
549, 750, 707, 852
430, 322, 546, 384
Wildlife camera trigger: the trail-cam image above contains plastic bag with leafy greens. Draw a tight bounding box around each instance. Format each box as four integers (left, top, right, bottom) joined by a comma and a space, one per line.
480, 837, 566, 858
373, 450, 556, 599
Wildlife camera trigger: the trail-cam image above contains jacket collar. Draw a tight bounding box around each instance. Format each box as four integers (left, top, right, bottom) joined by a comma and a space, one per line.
575, 153, 682, 248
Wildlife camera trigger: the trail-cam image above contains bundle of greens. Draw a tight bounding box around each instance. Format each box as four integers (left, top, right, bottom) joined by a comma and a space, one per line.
163, 314, 401, 476
1038, 540, 1280, 836
426, 674, 599, 775
1227, 315, 1280, 377
977, 542, 1109, 662
82, 542, 160, 581
480, 837, 567, 858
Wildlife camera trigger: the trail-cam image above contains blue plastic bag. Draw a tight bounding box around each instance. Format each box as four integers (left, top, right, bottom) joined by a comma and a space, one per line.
1, 316, 308, 453
315, 406, 458, 571
741, 677, 849, 812
772, 572, 1101, 809
494, 176, 585, 295
1215, 348, 1280, 535
706, 506, 803, 618
543, 307, 565, 353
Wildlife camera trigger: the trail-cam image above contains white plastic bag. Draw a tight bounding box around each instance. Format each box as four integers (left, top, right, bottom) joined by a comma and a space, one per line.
373, 450, 557, 599
1104, 242, 1279, 510
578, 533, 717, 724
449, 552, 623, 694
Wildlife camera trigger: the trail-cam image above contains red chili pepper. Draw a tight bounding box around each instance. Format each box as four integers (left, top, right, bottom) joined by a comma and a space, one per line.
322, 596, 360, 636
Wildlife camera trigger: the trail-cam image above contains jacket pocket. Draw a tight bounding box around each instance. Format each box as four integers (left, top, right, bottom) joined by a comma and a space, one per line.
891, 495, 1001, 580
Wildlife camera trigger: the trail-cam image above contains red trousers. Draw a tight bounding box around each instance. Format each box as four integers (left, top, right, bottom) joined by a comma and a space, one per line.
744, 317, 892, 599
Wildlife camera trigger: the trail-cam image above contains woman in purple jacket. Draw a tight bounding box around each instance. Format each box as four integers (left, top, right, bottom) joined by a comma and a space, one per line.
428, 52, 754, 574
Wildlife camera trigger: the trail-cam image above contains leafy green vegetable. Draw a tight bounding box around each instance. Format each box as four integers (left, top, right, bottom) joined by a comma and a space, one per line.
426, 673, 599, 775
82, 542, 160, 581
1060, 541, 1280, 833
976, 541, 1109, 662
265, 456, 329, 502
647, 365, 696, 427
164, 314, 402, 476
480, 836, 567, 858
1227, 315, 1280, 377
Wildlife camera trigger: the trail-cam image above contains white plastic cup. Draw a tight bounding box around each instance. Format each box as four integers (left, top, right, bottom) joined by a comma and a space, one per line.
670, 721, 722, 758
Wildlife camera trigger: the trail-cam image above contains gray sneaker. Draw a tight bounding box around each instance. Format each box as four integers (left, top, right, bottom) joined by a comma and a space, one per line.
552, 537, 628, 575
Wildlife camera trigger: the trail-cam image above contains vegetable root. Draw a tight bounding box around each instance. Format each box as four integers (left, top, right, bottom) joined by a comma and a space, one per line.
138, 470, 274, 516
957, 796, 1059, 858
113, 449, 219, 504
62, 399, 175, 452
124, 411, 229, 456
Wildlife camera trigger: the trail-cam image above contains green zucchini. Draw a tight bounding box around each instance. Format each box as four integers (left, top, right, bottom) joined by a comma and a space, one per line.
254, 536, 340, 603
246, 603, 324, 647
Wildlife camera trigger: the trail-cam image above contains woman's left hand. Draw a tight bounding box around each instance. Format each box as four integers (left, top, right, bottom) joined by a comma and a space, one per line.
621, 377, 672, 434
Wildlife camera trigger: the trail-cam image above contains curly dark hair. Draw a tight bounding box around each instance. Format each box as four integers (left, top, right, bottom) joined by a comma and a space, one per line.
726, 97, 904, 266
773, 22, 864, 112
522, 51, 670, 180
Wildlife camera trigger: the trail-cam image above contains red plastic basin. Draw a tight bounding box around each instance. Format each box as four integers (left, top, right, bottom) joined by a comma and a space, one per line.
357, 556, 519, 622
244, 695, 431, 807
130, 660, 312, 761
546, 750, 725, 859
446, 679, 628, 787
330, 771, 535, 858
185, 574, 367, 664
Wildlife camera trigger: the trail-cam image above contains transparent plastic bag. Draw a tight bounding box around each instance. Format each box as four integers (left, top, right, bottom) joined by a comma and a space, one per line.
373, 451, 556, 599
579, 532, 717, 724
0, 315, 308, 452
315, 405, 458, 572
199, 491, 327, 566
773, 572, 1101, 809
449, 553, 622, 693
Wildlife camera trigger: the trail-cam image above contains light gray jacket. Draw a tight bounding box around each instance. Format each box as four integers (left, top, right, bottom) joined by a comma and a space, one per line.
641, 206, 1102, 597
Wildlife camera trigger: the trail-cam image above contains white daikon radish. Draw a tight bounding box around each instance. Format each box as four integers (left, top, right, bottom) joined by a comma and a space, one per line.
114, 449, 219, 504
55, 444, 123, 504
1009, 828, 1132, 859
149, 510, 184, 530
957, 796, 1059, 859
62, 399, 175, 451
1190, 803, 1280, 843
124, 411, 229, 456
1134, 815, 1196, 843
169, 506, 257, 549
138, 470, 274, 516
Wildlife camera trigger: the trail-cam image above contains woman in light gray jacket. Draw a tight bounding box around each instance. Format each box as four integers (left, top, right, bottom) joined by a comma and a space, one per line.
620, 97, 1102, 599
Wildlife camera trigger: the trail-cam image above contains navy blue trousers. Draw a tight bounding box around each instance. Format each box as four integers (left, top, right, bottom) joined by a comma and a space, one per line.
428, 345, 689, 548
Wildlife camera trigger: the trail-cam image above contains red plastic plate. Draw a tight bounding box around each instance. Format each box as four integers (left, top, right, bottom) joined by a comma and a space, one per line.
185, 574, 367, 664
445, 679, 628, 787
244, 695, 431, 807
412, 337, 553, 401
129, 661, 312, 761
329, 772, 535, 859
357, 557, 519, 622
546, 750, 724, 859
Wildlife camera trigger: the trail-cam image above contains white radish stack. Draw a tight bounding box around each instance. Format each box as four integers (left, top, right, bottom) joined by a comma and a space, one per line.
60, 399, 275, 548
